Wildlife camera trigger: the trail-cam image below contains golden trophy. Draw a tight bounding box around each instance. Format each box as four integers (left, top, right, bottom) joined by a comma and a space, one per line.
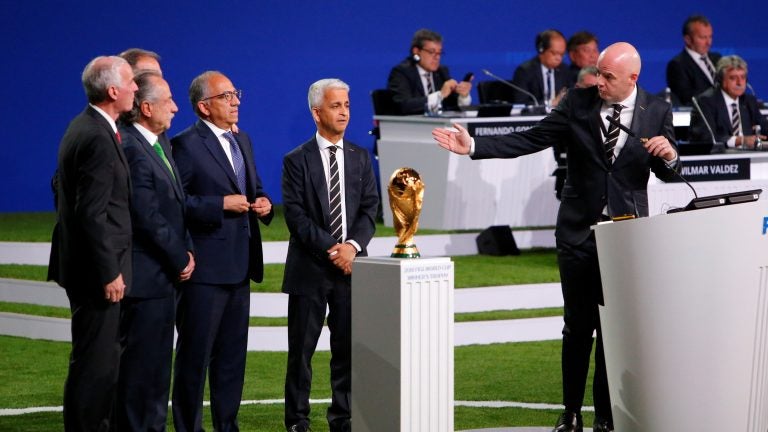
388, 167, 424, 258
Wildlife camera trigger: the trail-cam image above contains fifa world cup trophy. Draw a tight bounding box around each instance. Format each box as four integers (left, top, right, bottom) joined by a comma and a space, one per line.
388, 168, 424, 258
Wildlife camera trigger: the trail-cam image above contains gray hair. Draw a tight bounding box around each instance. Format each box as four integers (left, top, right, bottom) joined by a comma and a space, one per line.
188, 70, 222, 117
716, 55, 748, 77
81, 56, 129, 104
576, 65, 599, 85
120, 70, 164, 124
118, 48, 161, 70
307, 78, 350, 111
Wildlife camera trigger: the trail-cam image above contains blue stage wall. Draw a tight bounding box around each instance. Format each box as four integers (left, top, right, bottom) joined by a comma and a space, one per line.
1, 0, 766, 211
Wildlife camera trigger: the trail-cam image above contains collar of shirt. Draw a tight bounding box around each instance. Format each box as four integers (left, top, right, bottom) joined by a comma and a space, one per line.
685, 47, 715, 82
132, 122, 159, 147
600, 85, 638, 154
316, 132, 344, 151
201, 119, 236, 167
416, 63, 435, 94
89, 104, 117, 133
721, 90, 739, 108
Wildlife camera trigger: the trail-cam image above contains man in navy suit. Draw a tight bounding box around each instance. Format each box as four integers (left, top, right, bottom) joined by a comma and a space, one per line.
116, 70, 195, 431
171, 71, 274, 432
48, 55, 137, 431
434, 43, 679, 432
666, 15, 721, 106
387, 28, 473, 115
689, 55, 768, 148
511, 29, 573, 106
281, 79, 378, 432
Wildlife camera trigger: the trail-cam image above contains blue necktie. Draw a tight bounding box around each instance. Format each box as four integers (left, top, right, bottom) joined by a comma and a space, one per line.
223, 131, 246, 194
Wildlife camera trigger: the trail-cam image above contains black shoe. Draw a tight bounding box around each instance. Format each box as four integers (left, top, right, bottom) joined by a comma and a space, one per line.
287, 424, 310, 432
552, 411, 583, 432
593, 417, 613, 432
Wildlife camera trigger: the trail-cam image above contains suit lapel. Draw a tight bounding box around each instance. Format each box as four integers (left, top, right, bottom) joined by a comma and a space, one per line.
235, 132, 258, 198
408, 64, 426, 97
306, 139, 331, 226
86, 107, 131, 191
587, 94, 608, 167
195, 120, 240, 192
613, 88, 648, 168
159, 133, 185, 202
716, 93, 731, 136
343, 141, 360, 217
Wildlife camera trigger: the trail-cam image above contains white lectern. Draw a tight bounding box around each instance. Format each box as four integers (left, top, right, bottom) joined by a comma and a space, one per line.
595, 200, 768, 431
351, 257, 454, 432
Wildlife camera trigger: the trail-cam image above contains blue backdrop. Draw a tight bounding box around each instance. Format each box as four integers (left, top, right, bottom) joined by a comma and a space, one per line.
2, 0, 766, 211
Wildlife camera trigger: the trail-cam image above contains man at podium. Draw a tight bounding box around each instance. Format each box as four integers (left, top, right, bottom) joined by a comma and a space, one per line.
432, 42, 680, 432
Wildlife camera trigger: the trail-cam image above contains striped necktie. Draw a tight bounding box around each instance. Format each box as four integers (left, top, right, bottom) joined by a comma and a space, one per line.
730, 102, 742, 136
328, 145, 343, 243
425, 73, 434, 94
223, 131, 246, 194
701, 55, 716, 81
545, 69, 553, 102
604, 104, 624, 164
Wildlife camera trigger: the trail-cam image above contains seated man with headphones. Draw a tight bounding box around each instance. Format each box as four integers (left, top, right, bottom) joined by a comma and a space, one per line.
511, 29, 573, 107
387, 28, 472, 115
689, 55, 768, 148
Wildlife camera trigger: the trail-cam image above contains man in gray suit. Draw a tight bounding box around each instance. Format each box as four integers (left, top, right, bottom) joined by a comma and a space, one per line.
281, 78, 378, 432
433, 42, 679, 432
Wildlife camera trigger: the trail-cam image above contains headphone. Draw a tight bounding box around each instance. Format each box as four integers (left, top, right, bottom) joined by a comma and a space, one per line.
412, 53, 421, 62
535, 29, 564, 54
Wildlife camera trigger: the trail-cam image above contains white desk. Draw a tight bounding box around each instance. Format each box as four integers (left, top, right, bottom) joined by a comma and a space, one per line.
375, 113, 768, 230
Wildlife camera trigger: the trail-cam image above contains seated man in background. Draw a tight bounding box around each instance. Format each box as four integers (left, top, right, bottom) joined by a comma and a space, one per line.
387, 28, 472, 115
666, 14, 721, 106
575, 66, 599, 89
567, 31, 599, 84
689, 55, 768, 148
511, 29, 573, 107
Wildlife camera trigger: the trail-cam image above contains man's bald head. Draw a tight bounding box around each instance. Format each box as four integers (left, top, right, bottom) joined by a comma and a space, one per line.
596, 42, 642, 103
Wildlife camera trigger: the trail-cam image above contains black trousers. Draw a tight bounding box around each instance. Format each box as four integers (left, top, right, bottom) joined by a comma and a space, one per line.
557, 234, 612, 420
117, 294, 176, 432
172, 281, 250, 432
284, 275, 351, 431
64, 292, 121, 432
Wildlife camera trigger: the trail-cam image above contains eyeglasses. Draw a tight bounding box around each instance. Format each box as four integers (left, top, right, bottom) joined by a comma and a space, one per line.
420, 48, 443, 57
200, 89, 242, 102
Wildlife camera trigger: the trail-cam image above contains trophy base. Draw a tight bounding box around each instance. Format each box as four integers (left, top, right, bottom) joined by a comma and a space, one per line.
391, 243, 420, 258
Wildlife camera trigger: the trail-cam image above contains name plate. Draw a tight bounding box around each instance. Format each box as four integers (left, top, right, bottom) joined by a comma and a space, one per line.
672, 158, 750, 182
467, 121, 536, 137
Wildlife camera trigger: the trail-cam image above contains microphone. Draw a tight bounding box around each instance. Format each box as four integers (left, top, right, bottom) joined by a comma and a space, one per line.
690, 96, 721, 151
482, 69, 546, 114
604, 115, 697, 199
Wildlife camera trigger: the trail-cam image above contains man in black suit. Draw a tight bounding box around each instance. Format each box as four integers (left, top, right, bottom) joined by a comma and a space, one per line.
116, 70, 195, 431
282, 79, 378, 432
666, 14, 721, 106
171, 71, 274, 432
433, 42, 680, 432
387, 28, 473, 115
48, 55, 137, 431
690, 55, 768, 148
511, 29, 573, 106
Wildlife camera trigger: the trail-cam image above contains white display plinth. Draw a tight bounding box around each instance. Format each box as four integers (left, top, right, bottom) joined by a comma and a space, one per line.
351, 257, 454, 432
594, 200, 768, 431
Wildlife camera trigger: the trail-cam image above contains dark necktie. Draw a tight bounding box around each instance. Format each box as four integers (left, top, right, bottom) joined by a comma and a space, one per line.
701, 55, 716, 81
604, 104, 624, 164
730, 102, 741, 136
425, 72, 434, 94
328, 145, 343, 243
545, 69, 553, 102
223, 131, 246, 194
152, 141, 175, 180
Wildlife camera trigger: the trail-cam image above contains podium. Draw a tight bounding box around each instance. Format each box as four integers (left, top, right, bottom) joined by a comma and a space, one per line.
351, 257, 454, 432
594, 200, 768, 431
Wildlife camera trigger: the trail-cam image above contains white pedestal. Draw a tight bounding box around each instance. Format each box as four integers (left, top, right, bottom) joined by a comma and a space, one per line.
351, 257, 454, 432
594, 200, 768, 431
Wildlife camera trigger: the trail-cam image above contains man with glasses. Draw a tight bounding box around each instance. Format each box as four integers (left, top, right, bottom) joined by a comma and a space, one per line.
170, 71, 274, 432
387, 28, 472, 115
511, 29, 573, 107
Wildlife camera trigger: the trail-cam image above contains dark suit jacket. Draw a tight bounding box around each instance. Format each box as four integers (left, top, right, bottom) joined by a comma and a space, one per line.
281, 137, 378, 295
387, 58, 460, 115
48, 106, 132, 297
511, 56, 573, 105
121, 124, 193, 298
689, 87, 768, 143
473, 86, 679, 246
666, 49, 721, 106
171, 120, 273, 284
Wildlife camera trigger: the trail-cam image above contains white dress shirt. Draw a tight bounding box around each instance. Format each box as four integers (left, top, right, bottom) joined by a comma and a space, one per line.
202, 120, 237, 171
685, 47, 715, 84
316, 132, 361, 251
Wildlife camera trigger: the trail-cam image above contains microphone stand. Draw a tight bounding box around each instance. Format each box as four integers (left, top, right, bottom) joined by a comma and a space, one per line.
691, 96, 725, 154
482, 69, 547, 115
